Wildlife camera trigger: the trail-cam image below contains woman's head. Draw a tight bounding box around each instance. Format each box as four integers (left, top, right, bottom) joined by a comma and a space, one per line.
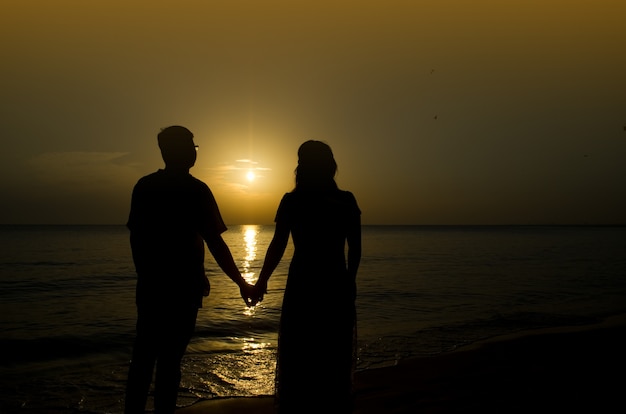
295, 140, 338, 190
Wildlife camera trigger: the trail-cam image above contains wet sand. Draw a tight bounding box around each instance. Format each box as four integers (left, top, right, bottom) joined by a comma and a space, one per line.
177, 314, 626, 414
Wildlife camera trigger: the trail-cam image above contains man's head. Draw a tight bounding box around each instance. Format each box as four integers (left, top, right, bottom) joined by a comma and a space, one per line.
157, 125, 197, 170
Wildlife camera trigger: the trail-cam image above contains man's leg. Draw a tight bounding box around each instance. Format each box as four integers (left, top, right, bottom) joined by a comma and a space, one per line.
124, 309, 158, 414
153, 306, 198, 414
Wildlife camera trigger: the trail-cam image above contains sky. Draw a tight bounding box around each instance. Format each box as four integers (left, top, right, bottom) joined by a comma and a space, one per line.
1, 0, 625, 225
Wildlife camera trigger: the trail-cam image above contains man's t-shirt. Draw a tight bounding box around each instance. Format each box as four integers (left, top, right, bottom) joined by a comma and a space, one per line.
127, 169, 227, 308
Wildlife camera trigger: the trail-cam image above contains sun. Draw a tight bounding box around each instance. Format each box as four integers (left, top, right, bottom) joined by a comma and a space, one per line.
246, 170, 256, 182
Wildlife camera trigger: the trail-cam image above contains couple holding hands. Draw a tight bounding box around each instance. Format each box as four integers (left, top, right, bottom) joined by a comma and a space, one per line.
124, 126, 361, 414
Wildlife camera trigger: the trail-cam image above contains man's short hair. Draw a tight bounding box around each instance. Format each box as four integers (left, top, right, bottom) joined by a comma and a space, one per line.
157, 125, 194, 150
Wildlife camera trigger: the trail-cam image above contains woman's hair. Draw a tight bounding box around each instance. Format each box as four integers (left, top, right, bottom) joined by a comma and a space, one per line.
295, 140, 338, 191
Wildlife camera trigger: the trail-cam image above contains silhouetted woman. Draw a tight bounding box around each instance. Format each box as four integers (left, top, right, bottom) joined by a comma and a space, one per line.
254, 140, 362, 413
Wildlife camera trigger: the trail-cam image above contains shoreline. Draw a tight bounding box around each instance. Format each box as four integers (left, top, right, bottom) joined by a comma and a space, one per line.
177, 314, 626, 413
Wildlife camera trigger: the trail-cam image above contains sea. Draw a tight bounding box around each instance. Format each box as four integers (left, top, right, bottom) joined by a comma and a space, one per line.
1, 224, 625, 413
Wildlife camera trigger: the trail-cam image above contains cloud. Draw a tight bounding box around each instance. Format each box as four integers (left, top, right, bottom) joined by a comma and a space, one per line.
25, 151, 138, 192
204, 159, 272, 195
0, 152, 143, 224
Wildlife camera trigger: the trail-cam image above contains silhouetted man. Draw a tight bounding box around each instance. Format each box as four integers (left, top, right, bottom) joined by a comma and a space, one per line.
124, 125, 254, 414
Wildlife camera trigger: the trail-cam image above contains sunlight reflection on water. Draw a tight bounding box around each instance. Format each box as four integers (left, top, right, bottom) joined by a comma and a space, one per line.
2, 225, 626, 413
182, 337, 276, 399
241, 225, 260, 285
181, 225, 278, 399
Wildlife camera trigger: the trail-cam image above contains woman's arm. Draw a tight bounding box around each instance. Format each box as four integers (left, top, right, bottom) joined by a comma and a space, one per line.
254, 220, 290, 298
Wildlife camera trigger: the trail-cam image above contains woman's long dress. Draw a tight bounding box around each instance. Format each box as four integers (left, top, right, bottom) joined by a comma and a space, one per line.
274, 189, 361, 413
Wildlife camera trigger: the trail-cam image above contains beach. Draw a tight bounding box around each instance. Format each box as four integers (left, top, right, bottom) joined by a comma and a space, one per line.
177, 314, 626, 414
3, 225, 625, 413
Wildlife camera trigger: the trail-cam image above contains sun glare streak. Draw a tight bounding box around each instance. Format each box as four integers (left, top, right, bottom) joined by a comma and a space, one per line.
241, 225, 263, 315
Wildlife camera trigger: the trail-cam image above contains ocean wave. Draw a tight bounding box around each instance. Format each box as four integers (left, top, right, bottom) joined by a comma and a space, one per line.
0, 333, 131, 366
1, 260, 78, 267
195, 318, 279, 339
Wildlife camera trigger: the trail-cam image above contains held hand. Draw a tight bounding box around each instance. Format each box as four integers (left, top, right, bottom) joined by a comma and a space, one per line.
252, 280, 268, 304
239, 282, 257, 307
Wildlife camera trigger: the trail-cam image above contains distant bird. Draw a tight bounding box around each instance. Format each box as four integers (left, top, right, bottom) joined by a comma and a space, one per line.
433, 115, 438, 120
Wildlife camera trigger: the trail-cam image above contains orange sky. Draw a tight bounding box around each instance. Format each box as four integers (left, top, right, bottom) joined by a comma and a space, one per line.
1, 0, 625, 225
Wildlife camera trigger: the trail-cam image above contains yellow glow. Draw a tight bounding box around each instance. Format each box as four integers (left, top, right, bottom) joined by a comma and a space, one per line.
241, 225, 258, 283
4, 1, 624, 226
242, 337, 271, 352
241, 225, 262, 314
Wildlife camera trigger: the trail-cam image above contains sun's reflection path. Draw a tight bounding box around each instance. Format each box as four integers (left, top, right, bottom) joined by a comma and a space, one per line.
241, 225, 262, 319
183, 339, 275, 398
242, 225, 258, 284
236, 226, 276, 393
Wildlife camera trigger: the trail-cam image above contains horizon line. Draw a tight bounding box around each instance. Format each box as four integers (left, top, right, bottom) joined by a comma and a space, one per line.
1, 223, 624, 227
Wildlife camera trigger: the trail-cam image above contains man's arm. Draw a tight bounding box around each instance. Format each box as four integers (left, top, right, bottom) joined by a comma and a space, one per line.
204, 233, 254, 306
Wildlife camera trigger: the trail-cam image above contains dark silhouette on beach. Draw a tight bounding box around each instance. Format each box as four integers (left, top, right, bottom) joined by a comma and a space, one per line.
124, 125, 254, 414
253, 140, 362, 413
